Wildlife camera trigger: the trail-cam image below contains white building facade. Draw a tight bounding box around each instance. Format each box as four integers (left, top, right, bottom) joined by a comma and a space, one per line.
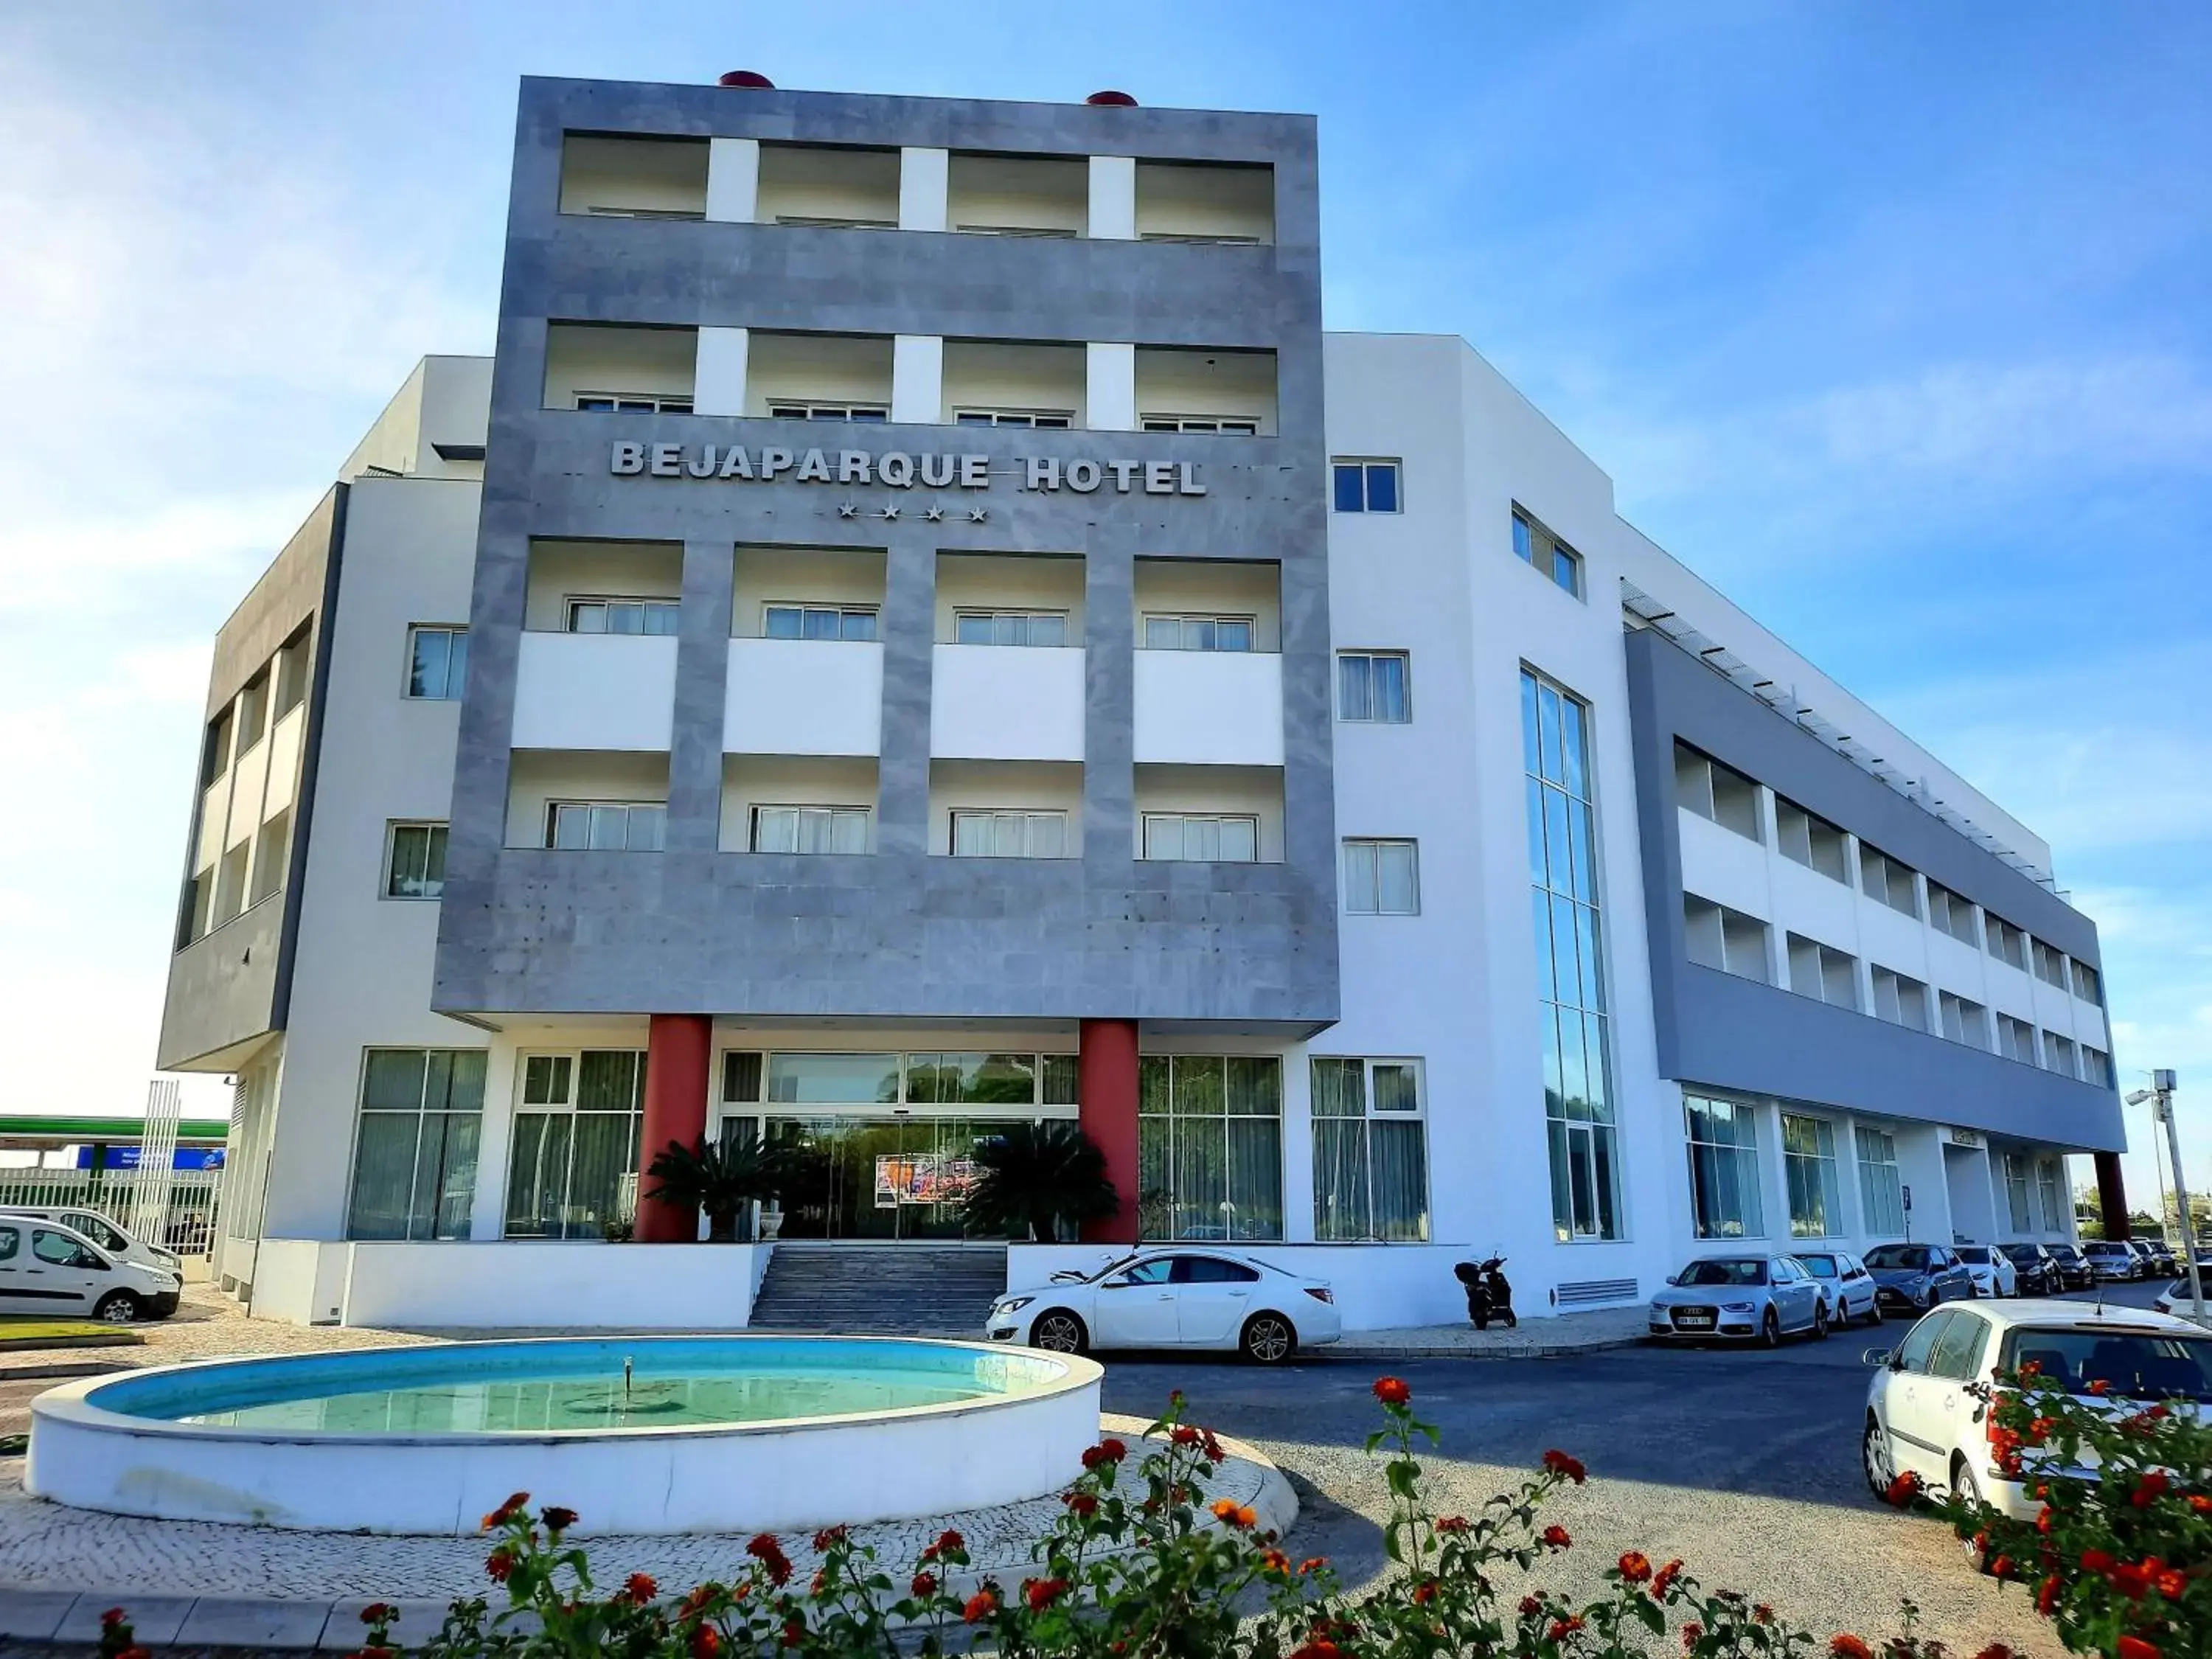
157, 79, 2125, 1332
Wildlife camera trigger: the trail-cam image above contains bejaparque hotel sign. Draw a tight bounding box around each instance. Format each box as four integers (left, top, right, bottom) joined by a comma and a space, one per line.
611, 442, 1209, 495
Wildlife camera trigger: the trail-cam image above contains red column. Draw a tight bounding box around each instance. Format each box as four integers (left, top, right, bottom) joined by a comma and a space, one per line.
636, 1014, 712, 1243
2094, 1150, 2130, 1240
1079, 1018, 1141, 1244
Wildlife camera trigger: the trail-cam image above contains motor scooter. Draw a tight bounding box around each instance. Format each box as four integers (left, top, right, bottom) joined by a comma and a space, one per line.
1454, 1253, 1516, 1329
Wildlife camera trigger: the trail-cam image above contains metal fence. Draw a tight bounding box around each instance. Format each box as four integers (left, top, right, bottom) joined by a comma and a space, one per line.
0, 1167, 226, 1256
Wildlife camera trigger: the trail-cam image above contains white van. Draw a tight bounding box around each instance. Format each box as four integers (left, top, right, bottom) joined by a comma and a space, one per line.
0, 1206, 181, 1276
0, 1216, 181, 1323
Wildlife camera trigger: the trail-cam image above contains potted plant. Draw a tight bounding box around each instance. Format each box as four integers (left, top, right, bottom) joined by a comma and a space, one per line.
644, 1137, 787, 1242
959, 1121, 1119, 1242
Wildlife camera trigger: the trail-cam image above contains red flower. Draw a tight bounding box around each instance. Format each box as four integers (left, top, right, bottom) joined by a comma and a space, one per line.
100, 1611, 127, 1632
2115, 1639, 2160, 1659
1202, 1429, 1228, 1461
1989, 1555, 2014, 1579
359, 1604, 395, 1624
2155, 1568, 2187, 1599
807, 1571, 827, 1596
1542, 1449, 1587, 1484
1547, 1617, 1585, 1640
1753, 1605, 1775, 1625
2087, 1378, 2111, 1396
1435, 1515, 1470, 1534
622, 1574, 656, 1606
1883, 1470, 1922, 1507
911, 1571, 937, 1598
1518, 1594, 1545, 1616
1541, 1524, 1571, 1549
1830, 1638, 1874, 1659
482, 1492, 530, 1528
485, 1548, 516, 1584
2037, 1574, 2061, 1615
679, 1586, 716, 1620
812, 1526, 848, 1552
1171, 1425, 1203, 1446
1023, 1577, 1069, 1611
1971, 1647, 2017, 1659
1373, 1377, 1411, 1406
2081, 1549, 2116, 1573
1210, 1498, 1257, 1528
747, 1533, 793, 1586
961, 1590, 998, 1623
1652, 1559, 1685, 1597
1298, 1556, 1328, 1575
1063, 1491, 1098, 1517
2134, 1472, 2171, 1506
538, 1505, 578, 1533
2110, 1560, 2152, 1600
1681, 1624, 1703, 1650
923, 1527, 966, 1560
1262, 1548, 1291, 1573
2191, 1494, 2212, 1514
689, 1627, 722, 1659
1081, 1439, 1127, 1470
1411, 1579, 1439, 1606
780, 1621, 804, 1648
1287, 1644, 1340, 1659
1618, 1551, 1652, 1585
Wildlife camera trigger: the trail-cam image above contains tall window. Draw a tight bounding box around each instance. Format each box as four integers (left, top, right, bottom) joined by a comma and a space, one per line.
2005, 1153, 2034, 1233
1336, 651, 1410, 723
406, 625, 468, 700
1856, 1127, 1905, 1237
751, 805, 869, 855
1522, 669, 1618, 1239
504, 1051, 646, 1239
1674, 743, 1763, 841
1142, 814, 1258, 863
950, 809, 1067, 858
1331, 459, 1400, 513
2037, 1158, 2064, 1231
1512, 508, 1582, 597
1137, 1056, 1281, 1242
274, 625, 311, 717
546, 801, 667, 851
1685, 1095, 1763, 1239
1781, 1114, 1842, 1239
236, 671, 270, 754
1342, 839, 1419, 915
1775, 796, 1848, 882
1310, 1059, 1428, 1242
384, 822, 449, 899
347, 1048, 484, 1240
1860, 845, 1921, 917
1987, 915, 2029, 971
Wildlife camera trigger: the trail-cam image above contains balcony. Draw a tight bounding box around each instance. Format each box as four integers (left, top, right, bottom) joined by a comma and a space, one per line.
543, 322, 695, 414
756, 143, 900, 229
1133, 764, 1284, 863
942, 340, 1086, 428
558, 134, 708, 220
948, 153, 1087, 238
726, 546, 885, 757
1135, 347, 1277, 435
505, 751, 669, 850
509, 540, 681, 751
745, 332, 894, 422
1130, 557, 1282, 767
721, 757, 880, 853
929, 760, 1082, 857
1135, 161, 1274, 246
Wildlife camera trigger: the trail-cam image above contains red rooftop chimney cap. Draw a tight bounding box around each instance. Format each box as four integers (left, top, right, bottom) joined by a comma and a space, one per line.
1085, 90, 1138, 107
718, 70, 775, 88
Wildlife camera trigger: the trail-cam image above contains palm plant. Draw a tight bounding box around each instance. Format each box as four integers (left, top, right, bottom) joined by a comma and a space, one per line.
644, 1137, 787, 1242
959, 1122, 1119, 1242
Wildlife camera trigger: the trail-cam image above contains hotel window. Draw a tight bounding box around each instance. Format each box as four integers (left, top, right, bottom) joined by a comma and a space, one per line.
950, 809, 1067, 859
1512, 507, 1583, 598
764, 604, 877, 641
2005, 1153, 2034, 1233
1310, 1059, 1428, 1242
546, 801, 667, 852
1336, 651, 1410, 723
236, 671, 270, 755
2081, 1046, 2112, 1087
248, 810, 291, 907
1685, 1095, 1764, 1239
1674, 742, 1762, 842
274, 625, 311, 718
1140, 414, 1259, 434
1331, 459, 1400, 514
2043, 1032, 2078, 1078
2072, 961, 2104, 1006
1998, 1013, 2039, 1065
1938, 991, 1989, 1049
1142, 813, 1258, 863
953, 408, 1072, 429
1987, 914, 2029, 971
383, 822, 449, 900
567, 597, 680, 636
200, 707, 234, 788
574, 392, 694, 414
1775, 796, 1849, 882
1787, 933, 1860, 1010
1855, 1127, 1905, 1237
1870, 965, 1930, 1032
1859, 844, 1921, 918
504, 1051, 646, 1240
765, 400, 888, 422
406, 625, 469, 700
1137, 1055, 1282, 1242
1927, 883, 1981, 947
751, 805, 869, 855
954, 609, 1068, 647
1683, 895, 1770, 983
2037, 1158, 2064, 1229
1523, 668, 1620, 1240
1343, 839, 1419, 916
2033, 939, 2072, 992
1782, 1114, 1843, 1239
347, 1048, 484, 1242
1142, 613, 1252, 652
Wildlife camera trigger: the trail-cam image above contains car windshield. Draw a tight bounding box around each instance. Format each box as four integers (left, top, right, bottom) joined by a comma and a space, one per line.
1957, 1248, 1990, 1264
2000, 1245, 2039, 1262
1865, 1245, 1930, 1271
2088, 1244, 2126, 1256
1795, 1256, 1838, 1279
1677, 1259, 1767, 1287
2002, 1327, 2212, 1403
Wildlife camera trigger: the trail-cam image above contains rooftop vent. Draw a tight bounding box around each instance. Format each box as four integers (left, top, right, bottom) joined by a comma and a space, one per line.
1085, 90, 1138, 107
718, 70, 775, 88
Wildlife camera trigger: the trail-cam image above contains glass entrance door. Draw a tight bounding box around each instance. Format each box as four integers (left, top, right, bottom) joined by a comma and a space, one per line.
764, 1116, 1023, 1239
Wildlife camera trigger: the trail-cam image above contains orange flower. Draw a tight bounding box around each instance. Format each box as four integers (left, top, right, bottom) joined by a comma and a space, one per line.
1618, 1551, 1652, 1585
1411, 1579, 1439, 1606
1541, 1524, 1571, 1549
1652, 1559, 1685, 1597
1210, 1498, 1256, 1528
1373, 1377, 1411, 1406
2115, 1638, 2159, 1659
1830, 1638, 1873, 1659
1298, 1556, 1328, 1576
1023, 1577, 1069, 1612
961, 1590, 998, 1623
1435, 1515, 1470, 1534
623, 1573, 657, 1605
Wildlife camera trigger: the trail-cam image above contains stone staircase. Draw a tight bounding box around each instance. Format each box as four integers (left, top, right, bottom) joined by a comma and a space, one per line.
747, 1242, 1009, 1336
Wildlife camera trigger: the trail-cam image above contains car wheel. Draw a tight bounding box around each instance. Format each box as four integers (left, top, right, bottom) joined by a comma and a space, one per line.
1861, 1415, 1897, 1500
1239, 1312, 1295, 1366
1952, 1457, 1991, 1570
1029, 1310, 1088, 1355
93, 1291, 141, 1325
1759, 1307, 1781, 1349
1811, 1299, 1830, 1340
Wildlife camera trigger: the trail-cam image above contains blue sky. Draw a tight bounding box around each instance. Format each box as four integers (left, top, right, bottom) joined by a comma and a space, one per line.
2, 4, 2207, 1203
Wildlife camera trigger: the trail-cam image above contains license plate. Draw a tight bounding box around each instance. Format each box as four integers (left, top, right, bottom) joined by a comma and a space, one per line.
1674, 1314, 1714, 1329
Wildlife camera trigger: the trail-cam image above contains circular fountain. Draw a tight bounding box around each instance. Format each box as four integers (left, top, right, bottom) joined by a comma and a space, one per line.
27, 1335, 1102, 1535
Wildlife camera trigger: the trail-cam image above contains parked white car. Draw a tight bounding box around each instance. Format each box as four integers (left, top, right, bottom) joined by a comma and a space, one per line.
1862, 1298, 2211, 1522
1788, 1250, 1880, 1326
1952, 1245, 2018, 1299
0, 1215, 182, 1323
0, 1206, 181, 1277
987, 1249, 1342, 1364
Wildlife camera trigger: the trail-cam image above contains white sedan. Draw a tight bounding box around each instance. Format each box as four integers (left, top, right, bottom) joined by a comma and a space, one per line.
987, 1249, 1343, 1365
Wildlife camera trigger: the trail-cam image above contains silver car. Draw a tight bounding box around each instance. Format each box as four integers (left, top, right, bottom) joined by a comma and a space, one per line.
1648, 1253, 1830, 1345
1789, 1249, 1880, 1326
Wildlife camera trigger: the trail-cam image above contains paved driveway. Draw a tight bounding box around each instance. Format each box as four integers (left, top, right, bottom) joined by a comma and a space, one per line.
1097, 1281, 2173, 1655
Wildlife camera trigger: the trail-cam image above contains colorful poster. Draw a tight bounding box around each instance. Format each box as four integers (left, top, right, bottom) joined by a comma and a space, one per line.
873, 1153, 981, 1208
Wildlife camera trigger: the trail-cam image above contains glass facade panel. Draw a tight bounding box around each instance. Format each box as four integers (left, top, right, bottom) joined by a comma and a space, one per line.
1137, 1055, 1283, 1242
1686, 1095, 1763, 1239
503, 1050, 646, 1239
1310, 1058, 1428, 1242
1856, 1127, 1906, 1237
1782, 1113, 1843, 1239
347, 1048, 484, 1241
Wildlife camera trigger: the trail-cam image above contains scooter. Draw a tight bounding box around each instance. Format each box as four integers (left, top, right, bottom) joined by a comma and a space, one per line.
1454, 1253, 1516, 1329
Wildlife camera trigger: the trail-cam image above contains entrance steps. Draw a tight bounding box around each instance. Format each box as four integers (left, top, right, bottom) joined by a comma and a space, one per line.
747, 1242, 1009, 1337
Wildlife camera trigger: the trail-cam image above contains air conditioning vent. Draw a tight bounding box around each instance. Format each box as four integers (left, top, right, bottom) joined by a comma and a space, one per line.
1554, 1277, 1638, 1308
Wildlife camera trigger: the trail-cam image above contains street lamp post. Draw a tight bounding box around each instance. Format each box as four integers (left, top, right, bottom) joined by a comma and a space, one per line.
2130, 1071, 2204, 1324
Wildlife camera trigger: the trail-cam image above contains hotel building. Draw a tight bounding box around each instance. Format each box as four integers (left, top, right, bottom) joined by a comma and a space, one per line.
158, 75, 2126, 1331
